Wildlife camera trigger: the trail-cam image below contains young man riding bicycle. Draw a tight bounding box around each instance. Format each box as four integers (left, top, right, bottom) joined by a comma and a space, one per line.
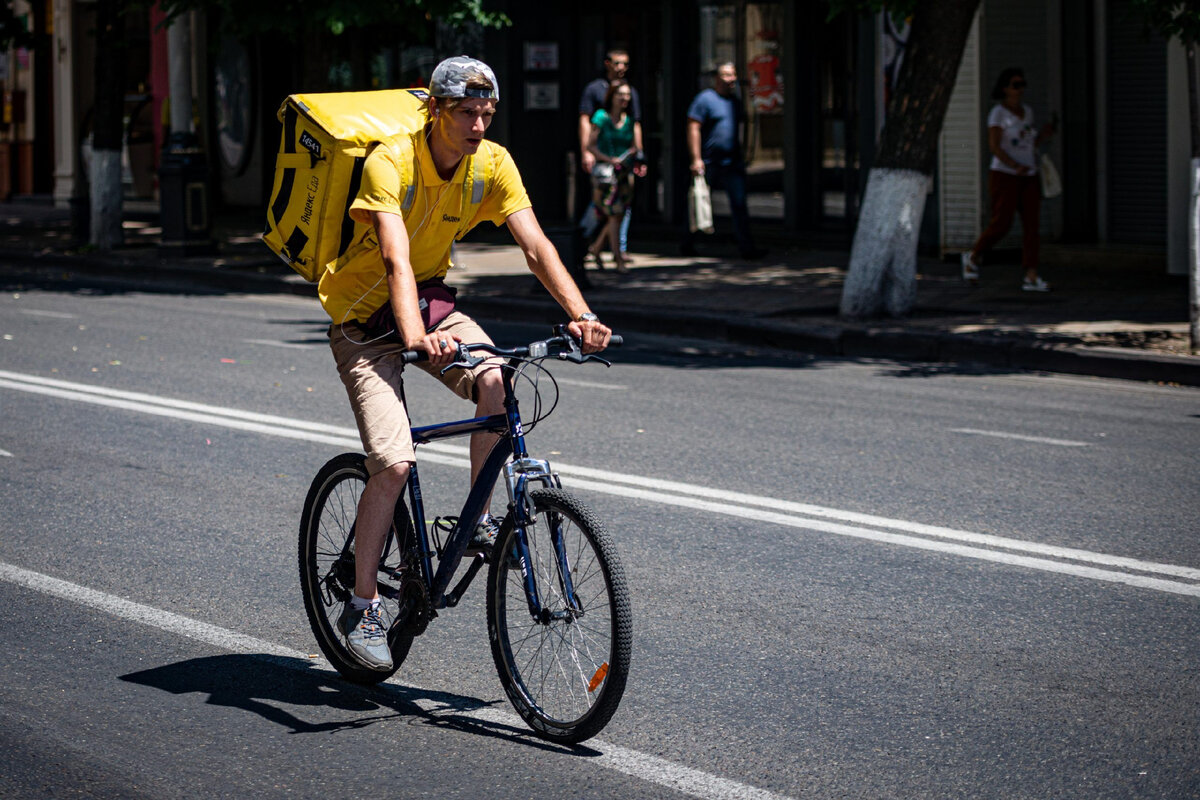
319, 56, 612, 671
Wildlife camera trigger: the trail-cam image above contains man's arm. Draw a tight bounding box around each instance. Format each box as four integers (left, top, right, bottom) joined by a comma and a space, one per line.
687, 118, 704, 176
506, 207, 610, 352
371, 209, 460, 363
632, 121, 648, 177
579, 113, 596, 173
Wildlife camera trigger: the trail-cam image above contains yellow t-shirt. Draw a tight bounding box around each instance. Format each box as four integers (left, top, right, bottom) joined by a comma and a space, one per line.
318, 127, 531, 324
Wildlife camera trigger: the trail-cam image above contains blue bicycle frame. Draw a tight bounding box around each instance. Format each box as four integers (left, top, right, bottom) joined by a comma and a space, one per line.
397, 346, 573, 616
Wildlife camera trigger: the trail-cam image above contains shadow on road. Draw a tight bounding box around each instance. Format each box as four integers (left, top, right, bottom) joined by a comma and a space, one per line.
120, 652, 597, 755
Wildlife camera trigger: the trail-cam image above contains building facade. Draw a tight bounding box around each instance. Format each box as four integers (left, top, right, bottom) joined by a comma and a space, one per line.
12, 0, 1193, 274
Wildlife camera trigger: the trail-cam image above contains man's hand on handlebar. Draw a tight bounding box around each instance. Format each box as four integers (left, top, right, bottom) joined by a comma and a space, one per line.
568, 319, 612, 354
419, 330, 463, 367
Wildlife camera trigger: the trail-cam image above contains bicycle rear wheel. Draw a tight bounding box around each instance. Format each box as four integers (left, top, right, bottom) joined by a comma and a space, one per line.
298, 452, 417, 684
486, 488, 631, 744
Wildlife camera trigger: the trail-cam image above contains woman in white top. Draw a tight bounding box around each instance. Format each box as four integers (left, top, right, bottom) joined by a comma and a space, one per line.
962, 67, 1056, 291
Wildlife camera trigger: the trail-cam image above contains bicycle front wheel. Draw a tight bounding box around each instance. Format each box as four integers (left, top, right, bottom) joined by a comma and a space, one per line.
486, 488, 631, 744
298, 452, 416, 685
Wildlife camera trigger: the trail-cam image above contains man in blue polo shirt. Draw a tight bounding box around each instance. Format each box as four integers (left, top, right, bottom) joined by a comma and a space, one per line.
682, 62, 764, 260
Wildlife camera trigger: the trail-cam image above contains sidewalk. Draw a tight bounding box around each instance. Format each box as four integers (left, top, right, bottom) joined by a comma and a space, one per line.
2, 199, 1196, 386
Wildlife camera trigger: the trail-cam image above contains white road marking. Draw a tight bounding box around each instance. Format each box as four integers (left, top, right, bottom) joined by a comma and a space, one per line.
18, 309, 77, 320
949, 428, 1092, 447
2, 369, 1197, 596
242, 338, 322, 350
554, 377, 628, 390
0, 560, 794, 800
0, 447, 12, 457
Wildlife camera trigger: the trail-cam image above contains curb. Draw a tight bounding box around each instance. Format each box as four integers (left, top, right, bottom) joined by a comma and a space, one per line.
458, 294, 1200, 387
5, 249, 1197, 387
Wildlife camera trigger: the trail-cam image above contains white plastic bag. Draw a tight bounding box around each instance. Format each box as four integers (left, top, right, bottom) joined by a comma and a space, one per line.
1039, 153, 1062, 199
688, 175, 715, 234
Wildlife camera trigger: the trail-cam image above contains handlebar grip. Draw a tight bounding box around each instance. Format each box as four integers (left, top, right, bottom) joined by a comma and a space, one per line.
400, 350, 427, 364
608, 334, 623, 347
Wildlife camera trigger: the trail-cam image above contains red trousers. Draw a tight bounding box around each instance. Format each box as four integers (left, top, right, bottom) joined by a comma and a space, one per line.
971, 170, 1042, 269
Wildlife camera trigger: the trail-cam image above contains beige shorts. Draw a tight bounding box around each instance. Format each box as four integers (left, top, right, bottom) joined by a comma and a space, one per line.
329, 311, 499, 475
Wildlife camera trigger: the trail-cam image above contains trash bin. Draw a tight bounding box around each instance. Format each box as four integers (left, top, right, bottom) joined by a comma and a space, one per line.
159, 134, 213, 254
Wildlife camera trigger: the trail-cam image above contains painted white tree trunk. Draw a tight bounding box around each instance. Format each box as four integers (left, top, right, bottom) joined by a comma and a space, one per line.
1190, 157, 1199, 354
839, 168, 929, 319
89, 149, 123, 250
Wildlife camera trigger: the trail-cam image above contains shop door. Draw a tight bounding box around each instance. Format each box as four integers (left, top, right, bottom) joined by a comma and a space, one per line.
697, 2, 784, 221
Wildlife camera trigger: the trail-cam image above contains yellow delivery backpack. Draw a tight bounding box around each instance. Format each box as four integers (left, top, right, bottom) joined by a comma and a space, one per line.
262, 88, 492, 282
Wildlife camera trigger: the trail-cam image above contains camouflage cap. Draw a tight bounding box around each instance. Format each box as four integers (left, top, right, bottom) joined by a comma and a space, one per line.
429, 56, 499, 101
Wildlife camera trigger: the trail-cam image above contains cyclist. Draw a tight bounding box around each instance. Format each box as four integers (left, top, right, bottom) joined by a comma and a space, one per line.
319, 56, 612, 670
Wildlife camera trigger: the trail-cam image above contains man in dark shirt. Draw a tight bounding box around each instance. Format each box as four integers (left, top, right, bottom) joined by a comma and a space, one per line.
578, 49, 643, 257
683, 62, 764, 260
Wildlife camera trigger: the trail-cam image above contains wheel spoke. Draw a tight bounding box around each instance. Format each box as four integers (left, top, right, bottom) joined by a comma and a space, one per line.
487, 489, 629, 742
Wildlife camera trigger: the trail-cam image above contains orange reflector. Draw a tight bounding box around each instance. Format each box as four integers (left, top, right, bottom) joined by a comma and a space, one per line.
587, 662, 609, 692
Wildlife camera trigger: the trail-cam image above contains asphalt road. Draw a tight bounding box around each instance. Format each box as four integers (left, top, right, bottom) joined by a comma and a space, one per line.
1, 268, 1197, 799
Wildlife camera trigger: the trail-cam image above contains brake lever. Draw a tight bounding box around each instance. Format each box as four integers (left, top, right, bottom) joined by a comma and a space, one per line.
557, 337, 612, 366
440, 343, 486, 375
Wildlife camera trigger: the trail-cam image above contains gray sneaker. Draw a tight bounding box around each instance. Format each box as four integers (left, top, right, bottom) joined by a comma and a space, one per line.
468, 515, 501, 553
338, 601, 393, 671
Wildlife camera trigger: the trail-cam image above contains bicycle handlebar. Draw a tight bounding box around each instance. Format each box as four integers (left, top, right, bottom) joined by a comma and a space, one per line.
399, 330, 623, 365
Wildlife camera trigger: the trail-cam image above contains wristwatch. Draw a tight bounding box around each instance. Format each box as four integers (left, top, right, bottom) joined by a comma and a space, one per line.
576, 312, 600, 323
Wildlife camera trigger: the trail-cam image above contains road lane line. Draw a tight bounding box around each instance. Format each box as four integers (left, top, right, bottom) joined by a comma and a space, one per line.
554, 377, 628, 390
949, 428, 1092, 447
3, 370, 1197, 592
19, 309, 77, 320
242, 338, 322, 350
0, 560, 795, 800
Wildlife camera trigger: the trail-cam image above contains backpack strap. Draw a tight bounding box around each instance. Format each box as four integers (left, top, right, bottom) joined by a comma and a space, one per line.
454, 150, 492, 241
394, 135, 418, 214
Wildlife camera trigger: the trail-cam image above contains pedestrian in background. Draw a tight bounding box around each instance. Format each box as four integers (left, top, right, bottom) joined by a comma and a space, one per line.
961, 67, 1056, 292
587, 80, 646, 273
682, 62, 764, 260
578, 49, 643, 260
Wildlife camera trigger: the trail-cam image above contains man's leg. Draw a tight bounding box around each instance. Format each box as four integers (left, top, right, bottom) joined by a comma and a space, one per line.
580, 201, 601, 239
353, 463, 409, 602
724, 166, 756, 255
328, 326, 415, 671
469, 368, 505, 489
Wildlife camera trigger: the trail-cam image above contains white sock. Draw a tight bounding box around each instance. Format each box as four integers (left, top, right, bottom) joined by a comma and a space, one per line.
351, 595, 376, 610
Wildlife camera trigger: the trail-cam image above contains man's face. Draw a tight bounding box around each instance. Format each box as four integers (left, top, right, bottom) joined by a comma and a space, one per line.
605, 54, 630, 80
436, 98, 496, 156
715, 64, 738, 95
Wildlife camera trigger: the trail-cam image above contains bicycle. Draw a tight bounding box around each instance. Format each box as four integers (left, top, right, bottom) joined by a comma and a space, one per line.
298, 326, 631, 744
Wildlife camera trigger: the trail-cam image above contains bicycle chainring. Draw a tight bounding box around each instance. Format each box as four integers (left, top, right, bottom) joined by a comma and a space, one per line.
395, 574, 432, 637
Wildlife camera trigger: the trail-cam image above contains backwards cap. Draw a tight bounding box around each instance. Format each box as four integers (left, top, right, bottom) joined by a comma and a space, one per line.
429, 56, 499, 101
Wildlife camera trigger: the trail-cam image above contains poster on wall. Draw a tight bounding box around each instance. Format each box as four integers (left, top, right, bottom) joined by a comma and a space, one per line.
524, 42, 559, 71
524, 82, 560, 111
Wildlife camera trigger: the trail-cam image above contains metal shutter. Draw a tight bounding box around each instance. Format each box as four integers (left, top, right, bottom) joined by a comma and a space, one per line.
940, 10, 983, 252
1106, 0, 1167, 246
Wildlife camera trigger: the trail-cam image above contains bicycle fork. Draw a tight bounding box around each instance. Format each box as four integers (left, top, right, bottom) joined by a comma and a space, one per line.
504, 459, 583, 623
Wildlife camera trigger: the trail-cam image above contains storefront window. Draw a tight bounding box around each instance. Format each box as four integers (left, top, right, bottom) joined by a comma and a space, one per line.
697, 2, 784, 221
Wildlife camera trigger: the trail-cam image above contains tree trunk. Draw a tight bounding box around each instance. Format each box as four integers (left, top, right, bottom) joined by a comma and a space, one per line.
90, 0, 125, 250
839, 0, 981, 319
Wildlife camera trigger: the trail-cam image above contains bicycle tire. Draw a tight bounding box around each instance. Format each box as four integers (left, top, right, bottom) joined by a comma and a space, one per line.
486, 488, 631, 744
298, 452, 417, 685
